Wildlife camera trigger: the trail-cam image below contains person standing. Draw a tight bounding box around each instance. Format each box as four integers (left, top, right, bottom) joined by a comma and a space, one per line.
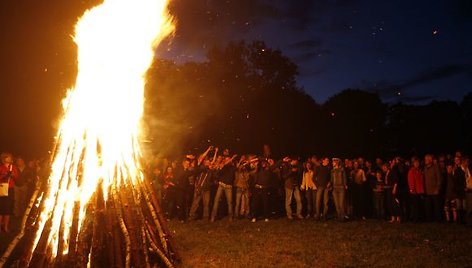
463, 157, 472, 225
251, 160, 274, 222
351, 161, 369, 220
283, 159, 303, 220
408, 158, 425, 222
331, 158, 347, 221
234, 156, 252, 219
0, 153, 19, 233
301, 162, 316, 219
452, 156, 466, 223
14, 157, 28, 217
372, 171, 385, 220
314, 157, 331, 220
211, 154, 237, 222
423, 154, 443, 221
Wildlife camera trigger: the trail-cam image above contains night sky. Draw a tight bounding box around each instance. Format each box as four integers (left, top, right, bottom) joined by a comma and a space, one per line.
0, 0, 471, 155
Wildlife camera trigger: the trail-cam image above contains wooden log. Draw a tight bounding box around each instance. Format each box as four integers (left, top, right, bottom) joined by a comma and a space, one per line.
0, 180, 41, 267
112, 185, 131, 268
142, 177, 180, 262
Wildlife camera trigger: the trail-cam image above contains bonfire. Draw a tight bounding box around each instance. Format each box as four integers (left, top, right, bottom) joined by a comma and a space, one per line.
0, 0, 178, 267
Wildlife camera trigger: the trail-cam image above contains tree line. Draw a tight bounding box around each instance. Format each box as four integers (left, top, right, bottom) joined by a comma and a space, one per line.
144, 41, 472, 159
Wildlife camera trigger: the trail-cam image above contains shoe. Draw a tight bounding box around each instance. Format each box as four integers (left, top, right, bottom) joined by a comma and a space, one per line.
251, 218, 257, 223
210, 217, 215, 223
287, 216, 293, 220
264, 218, 269, 222
296, 214, 304, 220
305, 215, 311, 220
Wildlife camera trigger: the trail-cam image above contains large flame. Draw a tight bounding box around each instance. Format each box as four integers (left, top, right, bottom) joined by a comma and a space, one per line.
31, 0, 173, 259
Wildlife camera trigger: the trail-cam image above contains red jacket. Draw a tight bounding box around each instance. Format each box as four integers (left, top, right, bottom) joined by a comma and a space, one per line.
408, 167, 425, 194
0, 164, 19, 188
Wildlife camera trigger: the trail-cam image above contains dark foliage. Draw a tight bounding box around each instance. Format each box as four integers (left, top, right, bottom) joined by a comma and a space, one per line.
144, 41, 471, 158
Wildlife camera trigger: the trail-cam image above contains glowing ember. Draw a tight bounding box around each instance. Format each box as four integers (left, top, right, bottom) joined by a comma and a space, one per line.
30, 0, 173, 262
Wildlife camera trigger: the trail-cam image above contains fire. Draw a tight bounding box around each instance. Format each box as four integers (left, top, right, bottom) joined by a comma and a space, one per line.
31, 0, 173, 261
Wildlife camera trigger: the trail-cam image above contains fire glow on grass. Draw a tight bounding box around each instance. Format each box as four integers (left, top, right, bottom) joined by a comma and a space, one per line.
31, 0, 173, 261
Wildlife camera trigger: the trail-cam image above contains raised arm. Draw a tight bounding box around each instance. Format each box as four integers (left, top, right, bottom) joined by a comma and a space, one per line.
198, 146, 213, 166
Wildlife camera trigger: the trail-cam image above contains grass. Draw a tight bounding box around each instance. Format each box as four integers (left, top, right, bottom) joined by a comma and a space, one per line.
167, 218, 472, 267
2, 216, 471, 267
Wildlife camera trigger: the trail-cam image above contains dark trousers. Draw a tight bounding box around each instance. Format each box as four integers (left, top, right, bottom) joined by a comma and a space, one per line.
164, 187, 187, 221
373, 192, 385, 219
315, 187, 329, 219
251, 188, 270, 219
409, 194, 424, 222
424, 194, 441, 221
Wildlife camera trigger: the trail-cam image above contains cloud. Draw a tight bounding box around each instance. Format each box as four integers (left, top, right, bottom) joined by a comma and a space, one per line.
288, 39, 323, 50
401, 64, 472, 88
292, 50, 332, 63
365, 64, 472, 99
166, 0, 361, 51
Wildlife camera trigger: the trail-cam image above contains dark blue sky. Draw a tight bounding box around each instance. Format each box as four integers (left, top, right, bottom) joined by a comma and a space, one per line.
0, 0, 471, 155
161, 0, 472, 103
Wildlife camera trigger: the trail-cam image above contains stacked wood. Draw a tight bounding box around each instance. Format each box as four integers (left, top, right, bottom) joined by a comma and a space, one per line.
0, 175, 178, 268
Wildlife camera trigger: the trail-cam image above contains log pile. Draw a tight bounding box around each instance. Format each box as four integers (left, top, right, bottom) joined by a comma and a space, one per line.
0, 176, 179, 268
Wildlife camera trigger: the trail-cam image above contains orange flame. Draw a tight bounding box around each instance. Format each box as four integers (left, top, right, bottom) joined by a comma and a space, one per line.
31, 0, 174, 260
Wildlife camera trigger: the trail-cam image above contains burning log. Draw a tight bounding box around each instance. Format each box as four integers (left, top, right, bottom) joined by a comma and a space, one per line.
1, 0, 178, 266
0, 180, 41, 267
1, 177, 178, 267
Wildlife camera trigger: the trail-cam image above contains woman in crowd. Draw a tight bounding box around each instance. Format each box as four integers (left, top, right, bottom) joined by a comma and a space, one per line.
0, 153, 19, 233
301, 161, 316, 219
351, 161, 368, 220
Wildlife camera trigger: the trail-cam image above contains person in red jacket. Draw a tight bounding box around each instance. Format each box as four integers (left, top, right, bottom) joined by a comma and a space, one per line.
0, 152, 19, 233
408, 158, 425, 222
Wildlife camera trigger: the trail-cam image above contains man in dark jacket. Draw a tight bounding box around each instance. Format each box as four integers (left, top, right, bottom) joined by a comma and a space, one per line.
423, 154, 443, 221
314, 157, 331, 220
282, 158, 303, 220
251, 160, 275, 222
210, 155, 237, 222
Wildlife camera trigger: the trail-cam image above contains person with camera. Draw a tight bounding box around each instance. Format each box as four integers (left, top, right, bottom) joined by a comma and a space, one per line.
234, 155, 256, 219
189, 146, 218, 221
0, 152, 19, 233
211, 153, 237, 222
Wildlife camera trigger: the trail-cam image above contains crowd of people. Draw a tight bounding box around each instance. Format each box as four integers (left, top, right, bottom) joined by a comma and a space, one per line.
147, 146, 472, 225
0, 146, 470, 235
0, 152, 43, 233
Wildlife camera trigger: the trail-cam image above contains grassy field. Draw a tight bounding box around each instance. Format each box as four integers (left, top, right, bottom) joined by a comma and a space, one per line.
167, 218, 472, 267
1, 216, 471, 267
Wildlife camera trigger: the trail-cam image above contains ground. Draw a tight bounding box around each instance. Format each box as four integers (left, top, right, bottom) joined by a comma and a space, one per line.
1, 217, 471, 267
168, 218, 472, 267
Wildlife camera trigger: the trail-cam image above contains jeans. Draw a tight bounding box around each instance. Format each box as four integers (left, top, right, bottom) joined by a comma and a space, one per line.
315, 187, 329, 219
305, 188, 316, 217
211, 183, 233, 220
189, 189, 211, 220
332, 188, 346, 220
235, 187, 250, 217
285, 187, 302, 217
